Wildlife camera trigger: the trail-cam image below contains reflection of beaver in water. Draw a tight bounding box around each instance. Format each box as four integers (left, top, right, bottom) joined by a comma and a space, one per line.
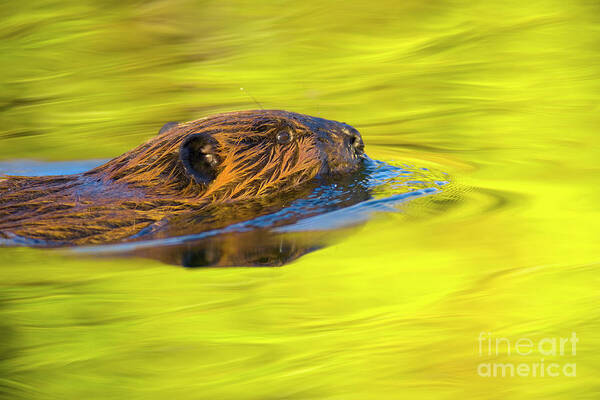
0, 110, 366, 246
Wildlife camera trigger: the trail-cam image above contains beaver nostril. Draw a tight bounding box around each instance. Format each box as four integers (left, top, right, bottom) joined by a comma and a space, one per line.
350, 134, 364, 155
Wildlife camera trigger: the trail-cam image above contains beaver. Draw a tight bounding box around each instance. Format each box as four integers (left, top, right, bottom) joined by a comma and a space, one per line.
0, 110, 367, 246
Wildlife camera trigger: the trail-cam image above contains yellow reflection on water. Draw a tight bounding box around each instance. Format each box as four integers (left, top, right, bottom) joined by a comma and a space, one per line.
1, 0, 599, 399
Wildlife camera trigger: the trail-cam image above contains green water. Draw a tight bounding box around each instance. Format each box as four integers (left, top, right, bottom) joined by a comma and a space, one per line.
1, 1, 599, 399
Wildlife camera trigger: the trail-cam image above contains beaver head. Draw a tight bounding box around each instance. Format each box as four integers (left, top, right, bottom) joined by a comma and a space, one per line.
91, 110, 366, 202
0, 110, 367, 245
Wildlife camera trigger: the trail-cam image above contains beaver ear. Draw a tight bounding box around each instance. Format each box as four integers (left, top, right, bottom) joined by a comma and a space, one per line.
158, 121, 179, 135
179, 133, 220, 185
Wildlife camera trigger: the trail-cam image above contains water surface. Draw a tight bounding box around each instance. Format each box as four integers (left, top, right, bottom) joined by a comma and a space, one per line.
1, 1, 599, 399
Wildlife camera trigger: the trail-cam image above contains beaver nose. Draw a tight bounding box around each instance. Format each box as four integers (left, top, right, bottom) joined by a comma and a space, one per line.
346, 130, 365, 157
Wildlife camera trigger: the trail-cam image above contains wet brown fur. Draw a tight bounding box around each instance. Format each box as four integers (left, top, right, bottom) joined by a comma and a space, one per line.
0, 110, 364, 245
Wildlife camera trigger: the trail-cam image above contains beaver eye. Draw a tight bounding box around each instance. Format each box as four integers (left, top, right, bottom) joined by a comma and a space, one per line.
276, 131, 293, 145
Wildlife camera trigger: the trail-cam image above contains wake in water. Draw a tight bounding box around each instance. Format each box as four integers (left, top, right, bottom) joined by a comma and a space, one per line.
0, 158, 449, 267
